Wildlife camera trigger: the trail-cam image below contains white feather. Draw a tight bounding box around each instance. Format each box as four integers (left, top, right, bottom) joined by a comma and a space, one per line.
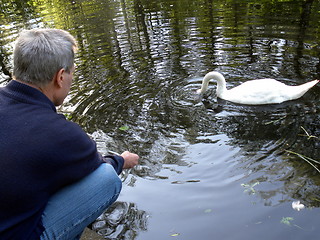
292, 201, 305, 211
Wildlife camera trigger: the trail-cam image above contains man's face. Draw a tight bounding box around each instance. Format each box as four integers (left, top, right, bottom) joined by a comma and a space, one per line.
54, 65, 75, 106
63, 65, 75, 97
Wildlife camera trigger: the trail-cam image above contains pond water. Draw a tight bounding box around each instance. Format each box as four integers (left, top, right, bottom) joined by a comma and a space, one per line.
1, 0, 320, 239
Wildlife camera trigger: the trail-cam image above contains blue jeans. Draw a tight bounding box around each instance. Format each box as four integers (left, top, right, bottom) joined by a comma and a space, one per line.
40, 163, 122, 240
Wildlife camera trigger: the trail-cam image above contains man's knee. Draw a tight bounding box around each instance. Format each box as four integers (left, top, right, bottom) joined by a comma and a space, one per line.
96, 164, 122, 199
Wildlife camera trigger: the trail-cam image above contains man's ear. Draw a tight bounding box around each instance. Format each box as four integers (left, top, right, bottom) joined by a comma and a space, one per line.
54, 68, 65, 88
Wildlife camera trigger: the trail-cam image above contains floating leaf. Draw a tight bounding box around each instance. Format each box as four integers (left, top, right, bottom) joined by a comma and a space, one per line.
119, 125, 129, 131
64, 113, 72, 120
281, 217, 294, 226
171, 233, 180, 237
241, 182, 259, 195
204, 209, 212, 213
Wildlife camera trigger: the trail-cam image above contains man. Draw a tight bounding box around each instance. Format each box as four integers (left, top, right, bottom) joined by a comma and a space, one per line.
0, 29, 139, 239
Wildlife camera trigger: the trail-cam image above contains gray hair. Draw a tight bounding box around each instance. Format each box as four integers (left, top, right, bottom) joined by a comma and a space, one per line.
13, 29, 77, 87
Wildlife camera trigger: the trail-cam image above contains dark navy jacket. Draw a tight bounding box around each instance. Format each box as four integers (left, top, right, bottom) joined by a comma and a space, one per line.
0, 80, 124, 239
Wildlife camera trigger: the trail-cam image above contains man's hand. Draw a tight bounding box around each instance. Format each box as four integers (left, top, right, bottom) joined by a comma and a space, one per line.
121, 151, 139, 169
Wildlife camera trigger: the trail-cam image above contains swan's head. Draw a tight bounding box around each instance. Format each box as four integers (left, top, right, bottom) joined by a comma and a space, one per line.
197, 71, 226, 95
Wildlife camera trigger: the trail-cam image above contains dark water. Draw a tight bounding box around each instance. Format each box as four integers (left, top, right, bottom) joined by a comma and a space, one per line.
1, 0, 320, 239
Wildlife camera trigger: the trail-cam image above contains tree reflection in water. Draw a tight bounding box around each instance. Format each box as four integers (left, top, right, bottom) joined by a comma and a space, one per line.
1, 0, 320, 239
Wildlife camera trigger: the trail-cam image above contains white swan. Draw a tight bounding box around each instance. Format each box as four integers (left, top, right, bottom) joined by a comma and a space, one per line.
197, 71, 319, 105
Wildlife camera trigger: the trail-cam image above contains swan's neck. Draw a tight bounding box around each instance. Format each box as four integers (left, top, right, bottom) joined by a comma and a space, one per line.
199, 71, 227, 96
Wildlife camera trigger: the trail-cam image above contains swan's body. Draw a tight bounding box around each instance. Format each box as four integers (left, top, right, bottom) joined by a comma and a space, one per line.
197, 71, 319, 105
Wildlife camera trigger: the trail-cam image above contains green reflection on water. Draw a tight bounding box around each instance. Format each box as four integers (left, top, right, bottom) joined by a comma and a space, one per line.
1, 0, 320, 239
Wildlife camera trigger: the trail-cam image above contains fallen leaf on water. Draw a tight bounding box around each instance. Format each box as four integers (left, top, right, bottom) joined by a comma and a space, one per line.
171, 233, 180, 237
241, 182, 259, 195
281, 217, 294, 226
119, 125, 129, 131
204, 209, 212, 213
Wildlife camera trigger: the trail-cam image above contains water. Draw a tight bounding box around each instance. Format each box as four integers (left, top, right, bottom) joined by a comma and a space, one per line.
1, 0, 320, 239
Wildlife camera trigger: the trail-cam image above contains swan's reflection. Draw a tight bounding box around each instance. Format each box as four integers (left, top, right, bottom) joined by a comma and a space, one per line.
91, 201, 148, 240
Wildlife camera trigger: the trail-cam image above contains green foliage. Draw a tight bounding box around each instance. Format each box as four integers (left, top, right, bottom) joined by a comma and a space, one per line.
204, 208, 213, 213
281, 217, 294, 226
119, 125, 130, 131
241, 181, 260, 195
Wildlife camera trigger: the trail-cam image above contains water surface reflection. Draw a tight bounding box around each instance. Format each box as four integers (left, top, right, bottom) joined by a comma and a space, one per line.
1, 0, 320, 239
92, 202, 148, 240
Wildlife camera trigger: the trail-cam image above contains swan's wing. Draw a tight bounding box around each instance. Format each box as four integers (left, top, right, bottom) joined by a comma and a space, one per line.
228, 79, 287, 95
233, 79, 286, 90
221, 78, 318, 105
224, 79, 289, 104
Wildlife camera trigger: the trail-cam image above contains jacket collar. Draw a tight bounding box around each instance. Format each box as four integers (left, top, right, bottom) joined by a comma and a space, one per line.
1, 80, 56, 112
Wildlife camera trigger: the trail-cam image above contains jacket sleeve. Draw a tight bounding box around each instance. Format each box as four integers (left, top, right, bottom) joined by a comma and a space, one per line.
102, 155, 124, 175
